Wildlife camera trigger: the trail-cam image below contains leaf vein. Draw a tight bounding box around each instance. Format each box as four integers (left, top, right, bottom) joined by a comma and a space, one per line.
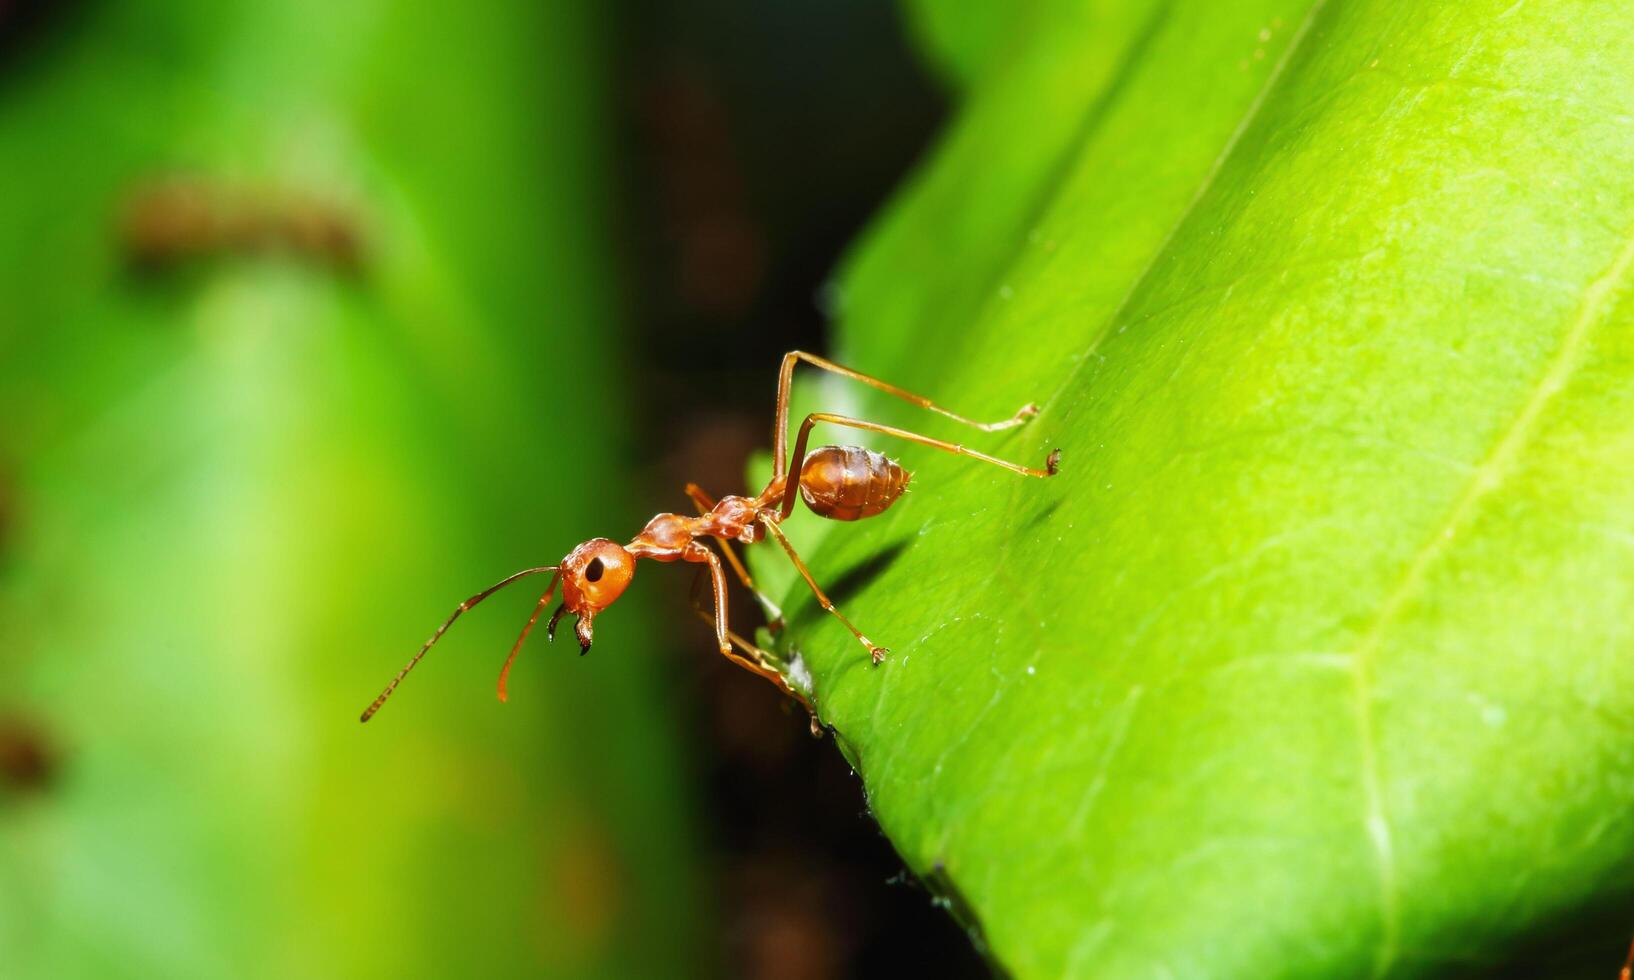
1344, 206, 1634, 979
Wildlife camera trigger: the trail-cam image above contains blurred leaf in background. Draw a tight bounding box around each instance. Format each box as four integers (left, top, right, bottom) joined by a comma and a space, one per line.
0, 2, 704, 978
754, 0, 1634, 976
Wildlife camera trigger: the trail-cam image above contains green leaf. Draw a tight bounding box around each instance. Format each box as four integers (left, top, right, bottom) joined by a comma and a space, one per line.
755, 1, 1634, 975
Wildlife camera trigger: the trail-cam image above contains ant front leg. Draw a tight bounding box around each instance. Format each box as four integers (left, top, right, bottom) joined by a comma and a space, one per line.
685, 482, 785, 630
758, 515, 888, 665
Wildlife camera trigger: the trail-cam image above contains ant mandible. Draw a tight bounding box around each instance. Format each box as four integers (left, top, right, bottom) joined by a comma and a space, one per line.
361, 351, 1060, 723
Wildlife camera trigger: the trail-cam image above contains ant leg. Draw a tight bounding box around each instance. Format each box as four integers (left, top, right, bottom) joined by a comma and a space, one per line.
758, 515, 888, 664
687, 572, 814, 713
697, 544, 820, 709
780, 412, 1060, 520
697, 545, 735, 658
771, 351, 1039, 481
685, 482, 785, 629
683, 481, 716, 511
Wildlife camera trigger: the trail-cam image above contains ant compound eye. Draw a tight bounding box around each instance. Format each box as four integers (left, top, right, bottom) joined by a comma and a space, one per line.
561, 539, 635, 614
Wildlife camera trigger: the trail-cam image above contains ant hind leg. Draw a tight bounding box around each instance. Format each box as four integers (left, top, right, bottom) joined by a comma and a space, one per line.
771, 351, 1040, 481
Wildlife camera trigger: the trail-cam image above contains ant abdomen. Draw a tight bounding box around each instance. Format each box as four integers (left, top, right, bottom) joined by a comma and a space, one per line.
797, 445, 910, 522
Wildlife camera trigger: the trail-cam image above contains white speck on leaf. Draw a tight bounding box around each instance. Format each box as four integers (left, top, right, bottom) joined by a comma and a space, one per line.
787, 653, 813, 695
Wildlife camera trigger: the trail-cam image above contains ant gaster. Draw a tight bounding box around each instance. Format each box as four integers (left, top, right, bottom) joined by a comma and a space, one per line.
361, 352, 1059, 723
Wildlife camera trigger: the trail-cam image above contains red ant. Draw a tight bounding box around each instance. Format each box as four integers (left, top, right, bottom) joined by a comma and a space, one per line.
361, 352, 1059, 723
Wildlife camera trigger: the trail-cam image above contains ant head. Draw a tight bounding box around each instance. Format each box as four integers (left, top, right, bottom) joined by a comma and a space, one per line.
555, 537, 636, 652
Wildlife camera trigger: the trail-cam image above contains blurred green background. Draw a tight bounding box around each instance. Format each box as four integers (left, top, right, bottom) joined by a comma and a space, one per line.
0, 1, 973, 977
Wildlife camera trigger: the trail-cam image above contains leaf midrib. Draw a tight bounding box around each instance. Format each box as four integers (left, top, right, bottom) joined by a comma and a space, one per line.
1344, 203, 1634, 980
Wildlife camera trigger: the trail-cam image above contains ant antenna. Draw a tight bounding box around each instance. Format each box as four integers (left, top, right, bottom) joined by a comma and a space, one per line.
361, 566, 560, 722
496, 585, 561, 704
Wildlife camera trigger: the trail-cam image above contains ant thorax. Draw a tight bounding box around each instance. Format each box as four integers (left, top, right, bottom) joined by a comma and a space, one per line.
702, 495, 764, 545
